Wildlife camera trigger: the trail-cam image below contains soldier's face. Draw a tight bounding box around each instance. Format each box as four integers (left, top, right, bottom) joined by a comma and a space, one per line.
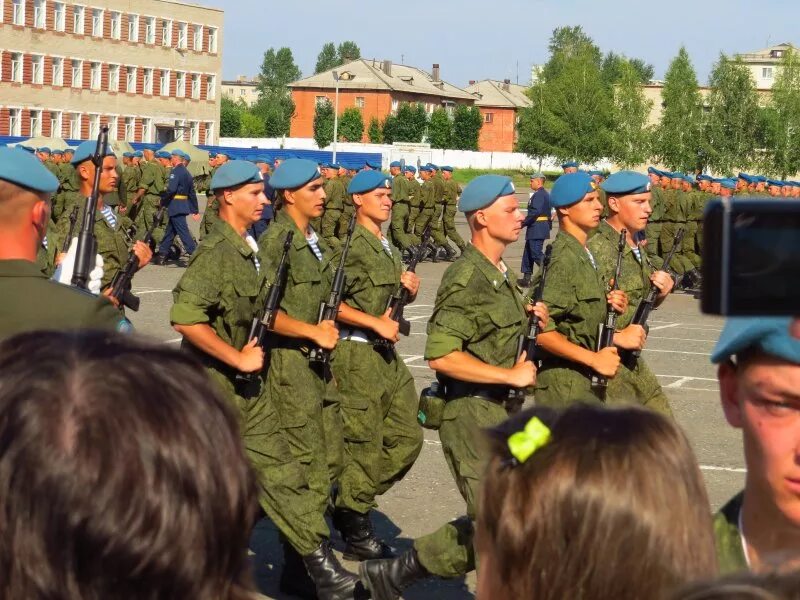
563, 191, 602, 230
355, 186, 392, 224
609, 192, 652, 233
287, 177, 326, 219
563, 167, 577, 174
671, 178, 682, 190
711, 183, 721, 194
661, 176, 671, 187
719, 354, 800, 529
530, 178, 543, 191
477, 194, 524, 243
770, 186, 781, 197
79, 156, 118, 193
649, 173, 660, 185
224, 182, 266, 225
405, 172, 414, 180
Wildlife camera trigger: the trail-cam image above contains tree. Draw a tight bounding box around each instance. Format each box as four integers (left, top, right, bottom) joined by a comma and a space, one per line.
382, 114, 399, 144
451, 105, 483, 151
337, 41, 361, 63
652, 47, 704, 172
411, 104, 429, 141
517, 83, 551, 166
220, 96, 242, 138
702, 54, 760, 174
313, 100, 335, 148
601, 51, 655, 86
315, 42, 338, 74
338, 107, 364, 142
384, 103, 426, 143
251, 95, 295, 137
609, 60, 654, 168
761, 49, 800, 177
368, 117, 383, 143
239, 112, 266, 137
257, 47, 302, 97
542, 25, 602, 81
428, 107, 452, 148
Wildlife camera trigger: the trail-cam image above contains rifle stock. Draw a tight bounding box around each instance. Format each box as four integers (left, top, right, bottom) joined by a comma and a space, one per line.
61, 205, 80, 253
591, 228, 626, 394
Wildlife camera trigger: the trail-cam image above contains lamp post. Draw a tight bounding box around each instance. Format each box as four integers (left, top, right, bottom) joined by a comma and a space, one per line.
332, 70, 340, 163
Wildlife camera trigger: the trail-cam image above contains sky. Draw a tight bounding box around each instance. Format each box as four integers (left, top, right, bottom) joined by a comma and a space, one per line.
193, 0, 800, 87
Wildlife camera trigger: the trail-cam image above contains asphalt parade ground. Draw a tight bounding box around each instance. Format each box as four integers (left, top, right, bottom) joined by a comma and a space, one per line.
127, 194, 744, 599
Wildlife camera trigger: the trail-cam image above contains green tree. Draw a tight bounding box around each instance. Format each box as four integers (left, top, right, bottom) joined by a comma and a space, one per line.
428, 107, 452, 148
411, 104, 429, 141
313, 100, 335, 148
315, 42, 338, 74
385, 103, 427, 143
220, 96, 242, 137
338, 107, 364, 142
382, 114, 399, 144
601, 51, 655, 86
516, 83, 551, 167
542, 25, 602, 81
761, 49, 800, 177
337, 41, 361, 63
368, 117, 383, 143
451, 105, 483, 151
257, 47, 302, 96
702, 54, 760, 174
609, 59, 654, 168
652, 47, 704, 172
250, 95, 295, 137
239, 111, 266, 137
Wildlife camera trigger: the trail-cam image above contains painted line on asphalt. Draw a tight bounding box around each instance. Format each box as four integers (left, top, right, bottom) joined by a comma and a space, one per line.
648, 336, 716, 343
700, 465, 747, 474
165, 338, 182, 344
649, 323, 681, 331
643, 348, 710, 356
135, 289, 173, 295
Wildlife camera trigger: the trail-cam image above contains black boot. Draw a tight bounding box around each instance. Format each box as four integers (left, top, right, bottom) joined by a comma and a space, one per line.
151, 253, 166, 266
333, 508, 395, 561
517, 273, 532, 288
279, 540, 317, 600
302, 541, 362, 600
359, 548, 429, 600
443, 245, 457, 261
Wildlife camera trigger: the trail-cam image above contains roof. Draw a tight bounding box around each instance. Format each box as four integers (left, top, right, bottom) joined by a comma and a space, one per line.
736, 43, 795, 63
464, 80, 532, 109
288, 59, 475, 102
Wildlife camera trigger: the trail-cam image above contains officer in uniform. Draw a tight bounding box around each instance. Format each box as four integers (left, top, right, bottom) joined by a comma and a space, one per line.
330, 170, 423, 561
441, 166, 466, 257
518, 172, 551, 288
0, 147, 128, 338
534, 172, 633, 407
587, 171, 674, 415
257, 159, 361, 600
319, 162, 347, 250
153, 150, 199, 265
360, 175, 548, 600
387, 160, 415, 255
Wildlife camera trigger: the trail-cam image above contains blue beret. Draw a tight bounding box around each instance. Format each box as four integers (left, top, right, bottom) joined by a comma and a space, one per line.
270, 158, 321, 190
719, 178, 737, 190
37, 147, 51, 153
550, 172, 594, 208
63, 147, 74, 154
457, 175, 515, 212
404, 166, 416, 174
71, 140, 116, 165
588, 170, 603, 177
683, 174, 696, 184
426, 163, 439, 170
332, 163, 342, 170
767, 179, 783, 187
0, 147, 60, 193
208, 151, 218, 158
737, 172, 751, 182
183, 152, 191, 162
441, 166, 454, 172
696, 174, 712, 182
18, 145, 36, 154
210, 160, 264, 191
756, 175, 768, 183
530, 172, 545, 179
366, 160, 382, 170
133, 150, 143, 158
389, 160, 402, 168
123, 152, 134, 158
419, 165, 433, 173
320, 162, 336, 169
170, 149, 184, 157
348, 170, 392, 194
51, 149, 63, 156
712, 317, 800, 364
647, 166, 661, 175
254, 157, 270, 164
154, 150, 170, 159
561, 160, 579, 169
601, 171, 650, 195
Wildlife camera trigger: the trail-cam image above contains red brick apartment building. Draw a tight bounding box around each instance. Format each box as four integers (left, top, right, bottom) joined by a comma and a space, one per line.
464, 79, 531, 152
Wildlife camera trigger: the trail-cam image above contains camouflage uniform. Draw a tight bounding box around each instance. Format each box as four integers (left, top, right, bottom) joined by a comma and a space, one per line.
413, 244, 527, 578
587, 221, 672, 416
52, 163, 78, 223
136, 160, 168, 246
122, 163, 141, 207
690, 191, 710, 258
170, 220, 327, 556
406, 176, 422, 242
331, 224, 423, 513
660, 189, 695, 275
713, 491, 747, 575
199, 165, 220, 239
338, 189, 356, 244
645, 185, 664, 260
429, 173, 449, 247
442, 178, 466, 252
389, 173, 414, 251
320, 177, 346, 251
414, 178, 448, 247
535, 230, 607, 407
677, 190, 701, 268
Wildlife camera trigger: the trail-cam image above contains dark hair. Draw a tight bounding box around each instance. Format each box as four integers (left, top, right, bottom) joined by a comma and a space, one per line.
0, 331, 260, 600
477, 404, 718, 600
672, 571, 800, 600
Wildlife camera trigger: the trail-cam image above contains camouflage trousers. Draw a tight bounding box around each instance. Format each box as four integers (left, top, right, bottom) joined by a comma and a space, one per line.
407, 202, 422, 243
415, 207, 448, 247
607, 356, 673, 417
320, 205, 343, 251
331, 341, 423, 513
683, 220, 702, 268
442, 204, 466, 251
199, 195, 219, 240
414, 397, 507, 578
694, 219, 704, 256
645, 222, 662, 262
389, 202, 415, 252
135, 194, 167, 246
660, 221, 696, 275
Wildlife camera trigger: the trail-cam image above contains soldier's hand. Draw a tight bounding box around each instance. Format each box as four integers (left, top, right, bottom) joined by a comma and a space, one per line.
314, 320, 339, 350
191, 213, 201, 221
101, 288, 121, 309
374, 309, 400, 342
400, 271, 420, 296
526, 301, 549, 330
55, 252, 67, 267
607, 289, 628, 315
650, 270, 674, 298
238, 338, 264, 373
508, 351, 537, 388
591, 346, 620, 378
118, 206, 127, 214
133, 241, 153, 269
613, 324, 647, 351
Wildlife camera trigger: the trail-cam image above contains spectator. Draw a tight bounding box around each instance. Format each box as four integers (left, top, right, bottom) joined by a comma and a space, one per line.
476, 403, 718, 600
0, 331, 260, 600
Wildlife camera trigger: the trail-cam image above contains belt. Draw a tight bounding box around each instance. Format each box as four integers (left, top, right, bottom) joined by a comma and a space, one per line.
440, 377, 511, 404
535, 216, 549, 222
174, 195, 188, 200
339, 327, 372, 343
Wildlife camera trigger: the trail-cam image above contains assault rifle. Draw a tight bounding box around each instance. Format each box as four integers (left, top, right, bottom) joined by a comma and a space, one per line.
235, 230, 293, 385
591, 228, 626, 395
620, 227, 685, 370
60, 204, 80, 253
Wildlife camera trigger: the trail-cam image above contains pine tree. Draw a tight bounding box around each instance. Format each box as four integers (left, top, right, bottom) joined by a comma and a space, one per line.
609, 60, 654, 168
315, 43, 338, 74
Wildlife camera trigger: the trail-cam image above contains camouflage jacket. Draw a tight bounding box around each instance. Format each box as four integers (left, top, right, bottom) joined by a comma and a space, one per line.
407, 178, 421, 207
443, 179, 459, 207
138, 161, 166, 196
713, 491, 748, 575
392, 174, 409, 203
122, 165, 141, 197
649, 186, 666, 222
419, 179, 435, 210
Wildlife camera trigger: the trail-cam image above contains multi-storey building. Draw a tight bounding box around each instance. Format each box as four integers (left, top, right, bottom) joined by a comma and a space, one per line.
222, 74, 259, 106
0, 0, 223, 144
464, 79, 530, 152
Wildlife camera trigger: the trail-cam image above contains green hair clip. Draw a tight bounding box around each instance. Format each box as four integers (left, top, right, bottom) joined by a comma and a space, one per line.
507, 416, 551, 465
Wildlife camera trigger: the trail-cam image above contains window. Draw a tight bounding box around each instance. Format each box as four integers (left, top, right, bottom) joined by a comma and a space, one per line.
127, 14, 139, 41
143, 68, 154, 94
144, 16, 155, 44
69, 113, 81, 139
239, 88, 245, 96
355, 96, 365, 108
88, 114, 99, 139
484, 112, 494, 124
73, 5, 84, 34
191, 73, 200, 99
176, 71, 186, 97
315, 95, 329, 107
110, 11, 121, 39
204, 122, 214, 145
53, 2, 65, 31
161, 19, 172, 46
391, 99, 399, 113
207, 74, 216, 99
91, 8, 103, 36
208, 27, 217, 53
159, 70, 170, 95
763, 67, 774, 80
33, 0, 45, 28
90, 62, 100, 90
193, 24, 203, 51
11, 53, 23, 83
108, 115, 118, 138
71, 59, 82, 88
175, 119, 186, 141
190, 121, 199, 145
108, 64, 119, 91
126, 66, 137, 93
50, 111, 62, 136
31, 55, 44, 84
142, 118, 152, 142
52, 57, 64, 86
12, 0, 24, 26
177, 22, 187, 49
124, 117, 134, 140
9, 109, 21, 136
30, 110, 42, 137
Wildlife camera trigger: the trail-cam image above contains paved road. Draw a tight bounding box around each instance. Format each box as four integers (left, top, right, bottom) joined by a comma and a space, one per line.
127, 194, 743, 599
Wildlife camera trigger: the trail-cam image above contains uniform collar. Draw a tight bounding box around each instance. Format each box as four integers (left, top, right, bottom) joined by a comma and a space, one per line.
218, 220, 256, 257
462, 244, 515, 292
354, 222, 386, 254
0, 259, 47, 278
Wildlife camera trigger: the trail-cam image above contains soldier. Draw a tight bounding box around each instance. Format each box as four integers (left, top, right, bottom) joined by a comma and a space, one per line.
441, 166, 466, 258
0, 147, 128, 338
330, 170, 423, 561
120, 152, 141, 216
319, 162, 346, 250
710, 318, 800, 574
518, 172, 551, 288
153, 150, 199, 265
414, 166, 448, 260
680, 174, 702, 275
587, 171, 674, 415
754, 175, 768, 195
200, 151, 228, 239
428, 164, 453, 259
404, 166, 421, 242
257, 159, 361, 599
360, 175, 548, 599
338, 163, 357, 245
561, 160, 579, 174
767, 179, 783, 197
387, 160, 415, 255
659, 172, 697, 289
645, 167, 665, 261
534, 172, 634, 407
132, 149, 167, 243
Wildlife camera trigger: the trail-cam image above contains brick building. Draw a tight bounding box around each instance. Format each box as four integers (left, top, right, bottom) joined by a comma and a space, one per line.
288, 59, 475, 142
0, 0, 223, 144
464, 79, 531, 152
222, 74, 259, 106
